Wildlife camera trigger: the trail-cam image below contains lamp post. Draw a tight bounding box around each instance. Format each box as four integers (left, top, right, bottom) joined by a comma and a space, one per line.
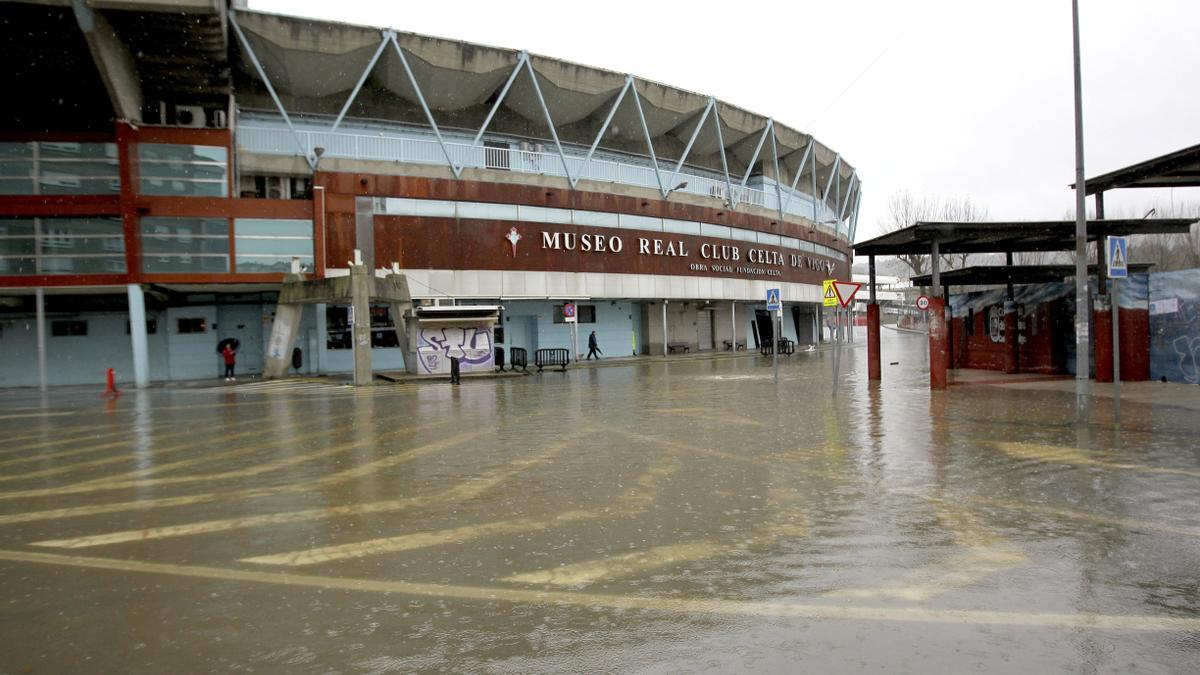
1071, 0, 1090, 411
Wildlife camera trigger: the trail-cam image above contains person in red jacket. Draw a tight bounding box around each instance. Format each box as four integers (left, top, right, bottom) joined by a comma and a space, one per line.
222, 343, 237, 381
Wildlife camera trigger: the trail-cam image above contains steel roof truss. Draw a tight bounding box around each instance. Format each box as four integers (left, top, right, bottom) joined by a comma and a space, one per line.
839, 172, 857, 222
821, 154, 840, 206
768, 124, 784, 219
470, 53, 528, 148
389, 34, 462, 177
570, 78, 632, 189
780, 138, 814, 215
711, 102, 735, 209
665, 98, 714, 197
628, 77, 667, 197
331, 32, 392, 133
522, 56, 573, 186
850, 187, 863, 243
230, 12, 314, 168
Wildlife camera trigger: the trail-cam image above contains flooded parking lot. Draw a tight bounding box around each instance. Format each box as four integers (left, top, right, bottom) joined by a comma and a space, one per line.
1, 332, 1198, 672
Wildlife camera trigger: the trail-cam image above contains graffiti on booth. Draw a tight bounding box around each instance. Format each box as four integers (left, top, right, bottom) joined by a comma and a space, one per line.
987, 306, 1005, 343
417, 326, 494, 375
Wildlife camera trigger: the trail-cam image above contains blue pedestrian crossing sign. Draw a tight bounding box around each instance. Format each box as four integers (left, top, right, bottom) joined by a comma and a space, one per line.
766, 288, 781, 311
1107, 236, 1129, 278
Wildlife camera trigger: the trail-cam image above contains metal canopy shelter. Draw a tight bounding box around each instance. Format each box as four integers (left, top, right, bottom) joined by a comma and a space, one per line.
853, 218, 1195, 389
909, 263, 1155, 288
854, 219, 1195, 257
1078, 143, 1200, 194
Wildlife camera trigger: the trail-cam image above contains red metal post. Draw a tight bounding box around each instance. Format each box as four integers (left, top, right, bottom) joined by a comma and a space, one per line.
1093, 295, 1113, 383
867, 302, 881, 380
928, 297, 948, 390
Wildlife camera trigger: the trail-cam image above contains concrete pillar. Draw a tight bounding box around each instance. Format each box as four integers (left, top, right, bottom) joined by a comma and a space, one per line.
867, 303, 881, 380
315, 303, 328, 374
662, 300, 669, 356
263, 303, 303, 380
1093, 294, 1113, 383
351, 264, 373, 385
127, 284, 149, 388
35, 287, 47, 392
928, 297, 948, 390
1004, 300, 1020, 375
354, 197, 375, 272
389, 302, 416, 374
730, 301, 736, 351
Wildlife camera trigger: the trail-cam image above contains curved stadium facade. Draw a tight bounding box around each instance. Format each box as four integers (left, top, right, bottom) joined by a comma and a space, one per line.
0, 1, 859, 385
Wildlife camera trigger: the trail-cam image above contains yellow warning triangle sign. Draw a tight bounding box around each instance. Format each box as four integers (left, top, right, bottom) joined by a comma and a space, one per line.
824, 285, 836, 299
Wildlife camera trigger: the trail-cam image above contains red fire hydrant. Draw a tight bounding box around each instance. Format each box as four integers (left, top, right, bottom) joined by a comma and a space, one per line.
102, 367, 120, 397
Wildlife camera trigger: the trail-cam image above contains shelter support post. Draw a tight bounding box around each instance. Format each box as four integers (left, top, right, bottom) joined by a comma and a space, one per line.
1093, 294, 1113, 383
264, 303, 303, 380
1004, 300, 1020, 375
127, 284, 149, 388
867, 255, 880, 381
1005, 251, 1015, 300
946, 285, 954, 370
928, 296, 948, 390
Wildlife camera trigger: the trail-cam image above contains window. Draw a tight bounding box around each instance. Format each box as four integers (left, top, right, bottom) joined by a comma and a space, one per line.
369, 306, 399, 348
138, 143, 228, 197
234, 218, 313, 273
140, 217, 229, 273
325, 306, 398, 349
51, 320, 88, 336
553, 304, 596, 324
238, 174, 311, 200
326, 306, 351, 350
177, 318, 207, 334
126, 320, 158, 335
0, 216, 125, 275
0, 142, 119, 195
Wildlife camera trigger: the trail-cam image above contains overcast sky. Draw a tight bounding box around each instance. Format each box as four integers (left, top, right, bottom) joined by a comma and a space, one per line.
249, 0, 1199, 241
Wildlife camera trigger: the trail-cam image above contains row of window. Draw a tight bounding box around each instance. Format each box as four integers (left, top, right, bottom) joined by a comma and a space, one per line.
0, 217, 313, 275
375, 197, 848, 263
0, 142, 231, 197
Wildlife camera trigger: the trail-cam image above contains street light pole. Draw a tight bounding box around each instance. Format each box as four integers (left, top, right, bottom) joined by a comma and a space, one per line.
1071, 0, 1090, 409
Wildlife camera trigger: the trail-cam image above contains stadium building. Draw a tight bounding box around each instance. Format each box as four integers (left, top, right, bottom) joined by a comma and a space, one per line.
0, 0, 859, 386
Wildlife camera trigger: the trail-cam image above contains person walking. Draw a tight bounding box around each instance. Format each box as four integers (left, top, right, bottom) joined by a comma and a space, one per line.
586, 330, 602, 360
222, 342, 238, 381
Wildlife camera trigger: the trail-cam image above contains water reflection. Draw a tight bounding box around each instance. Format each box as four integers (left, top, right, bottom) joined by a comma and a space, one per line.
0, 331, 1197, 671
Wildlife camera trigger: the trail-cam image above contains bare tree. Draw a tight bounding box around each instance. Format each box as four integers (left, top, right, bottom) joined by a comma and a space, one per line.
878, 191, 991, 280
1111, 200, 1200, 272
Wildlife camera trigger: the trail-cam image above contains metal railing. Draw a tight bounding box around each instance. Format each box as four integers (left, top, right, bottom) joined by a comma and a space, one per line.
236, 120, 843, 235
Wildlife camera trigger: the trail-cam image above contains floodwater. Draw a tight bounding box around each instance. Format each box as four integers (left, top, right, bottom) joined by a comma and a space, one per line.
1, 331, 1198, 673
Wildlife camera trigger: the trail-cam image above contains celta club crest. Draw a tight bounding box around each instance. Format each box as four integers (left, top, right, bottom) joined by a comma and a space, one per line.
504, 227, 521, 257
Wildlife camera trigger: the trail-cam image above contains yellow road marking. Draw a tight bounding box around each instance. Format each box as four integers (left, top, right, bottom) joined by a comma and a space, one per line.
0, 428, 491, 523
32, 437, 568, 548
823, 546, 1029, 602
242, 509, 609, 566
0, 422, 470, 501
502, 523, 805, 587
0, 549, 1195, 632
241, 437, 679, 567
993, 441, 1200, 477
0, 413, 330, 485
503, 542, 725, 586
901, 491, 1200, 539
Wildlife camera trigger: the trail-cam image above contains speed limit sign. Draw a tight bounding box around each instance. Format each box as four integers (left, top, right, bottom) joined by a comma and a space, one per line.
916, 295, 931, 311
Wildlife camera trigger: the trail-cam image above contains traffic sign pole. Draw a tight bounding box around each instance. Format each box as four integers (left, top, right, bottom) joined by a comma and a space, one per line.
1106, 236, 1128, 422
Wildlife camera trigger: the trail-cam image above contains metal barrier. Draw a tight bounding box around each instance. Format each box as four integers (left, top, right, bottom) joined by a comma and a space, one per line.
534, 348, 570, 372
509, 347, 529, 373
